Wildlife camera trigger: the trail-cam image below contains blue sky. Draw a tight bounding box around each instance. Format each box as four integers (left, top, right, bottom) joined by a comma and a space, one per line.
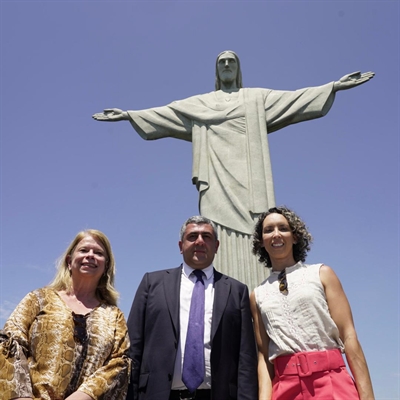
1, 1, 398, 398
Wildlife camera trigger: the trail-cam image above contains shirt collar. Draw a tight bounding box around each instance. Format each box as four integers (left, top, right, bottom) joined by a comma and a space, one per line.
182, 262, 214, 280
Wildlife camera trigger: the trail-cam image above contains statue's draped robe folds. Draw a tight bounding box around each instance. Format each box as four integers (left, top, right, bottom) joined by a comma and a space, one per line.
127, 84, 335, 287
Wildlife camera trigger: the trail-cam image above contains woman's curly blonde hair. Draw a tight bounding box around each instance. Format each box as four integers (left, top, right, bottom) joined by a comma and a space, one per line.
252, 206, 313, 268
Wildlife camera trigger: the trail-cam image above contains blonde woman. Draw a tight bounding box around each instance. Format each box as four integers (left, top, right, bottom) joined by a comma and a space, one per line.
1, 229, 130, 400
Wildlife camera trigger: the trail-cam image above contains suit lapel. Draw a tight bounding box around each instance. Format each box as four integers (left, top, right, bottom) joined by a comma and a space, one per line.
211, 269, 231, 340
163, 266, 182, 338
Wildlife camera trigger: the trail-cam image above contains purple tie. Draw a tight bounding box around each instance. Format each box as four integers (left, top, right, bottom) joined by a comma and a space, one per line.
182, 269, 205, 392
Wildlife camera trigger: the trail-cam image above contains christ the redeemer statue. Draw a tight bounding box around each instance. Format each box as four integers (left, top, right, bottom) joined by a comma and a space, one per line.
93, 50, 374, 289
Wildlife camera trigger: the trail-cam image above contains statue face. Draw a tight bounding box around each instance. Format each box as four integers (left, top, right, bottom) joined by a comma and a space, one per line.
217, 52, 238, 85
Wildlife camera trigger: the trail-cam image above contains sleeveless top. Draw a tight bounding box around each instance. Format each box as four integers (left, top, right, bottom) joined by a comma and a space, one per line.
254, 262, 344, 361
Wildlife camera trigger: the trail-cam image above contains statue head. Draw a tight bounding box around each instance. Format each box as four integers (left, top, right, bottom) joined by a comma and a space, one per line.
215, 50, 243, 91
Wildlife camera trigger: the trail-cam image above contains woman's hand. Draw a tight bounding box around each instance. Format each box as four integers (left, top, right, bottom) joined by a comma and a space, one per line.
65, 391, 93, 400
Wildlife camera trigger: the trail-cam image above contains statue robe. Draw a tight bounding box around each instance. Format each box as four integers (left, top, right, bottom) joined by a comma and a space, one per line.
127, 84, 335, 287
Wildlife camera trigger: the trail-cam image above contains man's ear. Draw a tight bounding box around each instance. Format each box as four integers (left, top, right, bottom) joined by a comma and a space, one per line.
179, 241, 183, 254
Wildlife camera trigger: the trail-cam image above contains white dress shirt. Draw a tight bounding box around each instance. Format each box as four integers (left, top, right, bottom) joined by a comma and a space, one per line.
171, 263, 214, 390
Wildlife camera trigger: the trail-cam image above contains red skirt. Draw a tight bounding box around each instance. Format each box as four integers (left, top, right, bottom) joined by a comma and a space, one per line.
272, 349, 359, 400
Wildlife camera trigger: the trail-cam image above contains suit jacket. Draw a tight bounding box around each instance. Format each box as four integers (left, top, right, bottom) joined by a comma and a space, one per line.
126, 265, 258, 400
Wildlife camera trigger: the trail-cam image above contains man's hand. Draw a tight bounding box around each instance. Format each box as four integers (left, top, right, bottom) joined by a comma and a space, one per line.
92, 108, 128, 121
333, 71, 375, 92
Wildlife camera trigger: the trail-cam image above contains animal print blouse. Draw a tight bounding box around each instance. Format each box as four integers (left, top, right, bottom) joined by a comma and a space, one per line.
0, 288, 131, 399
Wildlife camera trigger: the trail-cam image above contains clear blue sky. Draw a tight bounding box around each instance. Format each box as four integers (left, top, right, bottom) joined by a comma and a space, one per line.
1, 1, 398, 398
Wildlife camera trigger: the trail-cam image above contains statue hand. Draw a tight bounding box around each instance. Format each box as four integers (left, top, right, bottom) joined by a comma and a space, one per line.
92, 108, 128, 121
333, 71, 375, 92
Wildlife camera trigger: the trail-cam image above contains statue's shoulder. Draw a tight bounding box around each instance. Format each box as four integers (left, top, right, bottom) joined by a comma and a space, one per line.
245, 87, 271, 94
171, 91, 216, 109
241, 88, 272, 101
194, 90, 216, 101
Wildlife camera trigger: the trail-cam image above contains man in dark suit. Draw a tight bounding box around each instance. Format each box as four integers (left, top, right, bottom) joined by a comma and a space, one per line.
126, 216, 258, 400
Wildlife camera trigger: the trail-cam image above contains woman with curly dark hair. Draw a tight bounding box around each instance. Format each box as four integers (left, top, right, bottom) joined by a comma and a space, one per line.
250, 206, 374, 400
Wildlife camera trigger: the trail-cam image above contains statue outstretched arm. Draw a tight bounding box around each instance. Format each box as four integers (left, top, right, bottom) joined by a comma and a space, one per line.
333, 71, 375, 92
92, 108, 129, 121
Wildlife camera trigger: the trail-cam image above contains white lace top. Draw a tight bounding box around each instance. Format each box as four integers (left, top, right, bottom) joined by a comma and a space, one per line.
254, 262, 344, 361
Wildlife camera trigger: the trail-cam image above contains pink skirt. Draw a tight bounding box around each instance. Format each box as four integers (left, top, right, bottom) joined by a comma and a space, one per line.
272, 349, 359, 400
